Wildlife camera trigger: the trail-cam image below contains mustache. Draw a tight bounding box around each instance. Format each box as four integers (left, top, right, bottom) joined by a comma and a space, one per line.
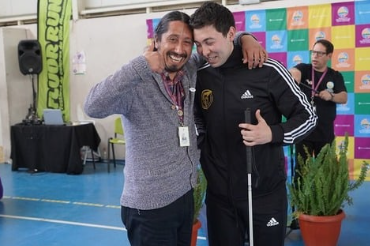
167, 51, 187, 59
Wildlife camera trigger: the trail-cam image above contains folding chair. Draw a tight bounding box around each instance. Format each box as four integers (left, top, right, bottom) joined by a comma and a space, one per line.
107, 117, 125, 172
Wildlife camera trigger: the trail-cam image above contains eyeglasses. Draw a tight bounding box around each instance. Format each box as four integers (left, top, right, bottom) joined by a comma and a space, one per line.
310, 50, 327, 57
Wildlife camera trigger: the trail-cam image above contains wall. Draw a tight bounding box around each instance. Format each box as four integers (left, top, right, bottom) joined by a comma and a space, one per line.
0, 0, 38, 18
0, 27, 35, 163
0, 0, 355, 162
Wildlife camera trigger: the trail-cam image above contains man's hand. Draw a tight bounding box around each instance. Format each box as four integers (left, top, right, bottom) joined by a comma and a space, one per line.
319, 90, 334, 101
239, 109, 272, 146
144, 41, 164, 73
240, 35, 268, 69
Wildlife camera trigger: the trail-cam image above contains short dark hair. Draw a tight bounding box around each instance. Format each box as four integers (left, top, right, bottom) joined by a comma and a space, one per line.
155, 11, 193, 41
189, 1, 235, 37
313, 39, 334, 54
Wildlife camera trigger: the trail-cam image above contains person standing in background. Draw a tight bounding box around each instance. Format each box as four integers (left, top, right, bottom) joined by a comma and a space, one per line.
290, 39, 347, 164
189, 2, 317, 245
289, 39, 347, 229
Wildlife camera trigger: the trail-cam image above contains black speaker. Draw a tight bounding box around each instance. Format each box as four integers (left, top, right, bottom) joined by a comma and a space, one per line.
18, 40, 42, 75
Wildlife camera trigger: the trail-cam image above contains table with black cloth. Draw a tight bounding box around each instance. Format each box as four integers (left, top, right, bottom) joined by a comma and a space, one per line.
10, 123, 101, 174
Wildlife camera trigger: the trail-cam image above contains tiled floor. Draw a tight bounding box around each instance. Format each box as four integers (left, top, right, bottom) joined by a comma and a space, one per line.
0, 162, 369, 246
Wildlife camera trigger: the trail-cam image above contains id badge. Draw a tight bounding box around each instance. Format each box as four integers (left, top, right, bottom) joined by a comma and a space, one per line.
178, 126, 190, 147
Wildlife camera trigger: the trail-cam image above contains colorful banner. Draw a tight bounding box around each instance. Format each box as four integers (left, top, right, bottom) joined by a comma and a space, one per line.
37, 0, 71, 121
147, 1, 370, 180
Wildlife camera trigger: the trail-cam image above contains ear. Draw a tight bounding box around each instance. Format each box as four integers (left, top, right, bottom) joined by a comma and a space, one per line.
228, 26, 236, 41
154, 35, 159, 50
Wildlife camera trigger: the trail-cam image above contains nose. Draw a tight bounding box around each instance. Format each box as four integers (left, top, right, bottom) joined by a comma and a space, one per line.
201, 45, 211, 57
174, 42, 185, 54
196, 45, 203, 56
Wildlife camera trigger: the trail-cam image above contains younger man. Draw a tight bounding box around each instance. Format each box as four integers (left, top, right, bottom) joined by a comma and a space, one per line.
190, 2, 317, 245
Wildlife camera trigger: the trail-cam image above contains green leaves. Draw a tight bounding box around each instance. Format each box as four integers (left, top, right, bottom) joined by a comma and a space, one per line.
193, 167, 207, 224
288, 135, 369, 216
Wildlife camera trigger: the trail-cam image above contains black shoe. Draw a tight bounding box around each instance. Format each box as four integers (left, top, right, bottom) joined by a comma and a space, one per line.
290, 218, 300, 230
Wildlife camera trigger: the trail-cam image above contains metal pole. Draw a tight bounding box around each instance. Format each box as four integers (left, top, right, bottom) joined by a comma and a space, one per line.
244, 108, 254, 246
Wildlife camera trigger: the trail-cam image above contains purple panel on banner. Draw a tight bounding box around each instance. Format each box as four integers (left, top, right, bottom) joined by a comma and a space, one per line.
355, 24, 370, 47
269, 52, 287, 68
251, 32, 266, 49
334, 115, 354, 136
332, 2, 355, 26
146, 19, 153, 39
355, 137, 370, 159
233, 12, 246, 32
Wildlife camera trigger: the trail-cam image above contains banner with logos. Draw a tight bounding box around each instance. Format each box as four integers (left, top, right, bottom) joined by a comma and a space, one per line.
147, 0, 370, 180
37, 0, 71, 121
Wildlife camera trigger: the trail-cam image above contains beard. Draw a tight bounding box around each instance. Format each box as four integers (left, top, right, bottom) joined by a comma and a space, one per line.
165, 64, 184, 73
164, 51, 187, 73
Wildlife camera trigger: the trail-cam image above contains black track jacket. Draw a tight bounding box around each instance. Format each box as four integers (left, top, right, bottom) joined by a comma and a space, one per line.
195, 45, 317, 200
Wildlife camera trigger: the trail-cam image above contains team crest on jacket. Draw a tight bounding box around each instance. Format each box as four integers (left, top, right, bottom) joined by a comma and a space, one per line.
201, 89, 213, 110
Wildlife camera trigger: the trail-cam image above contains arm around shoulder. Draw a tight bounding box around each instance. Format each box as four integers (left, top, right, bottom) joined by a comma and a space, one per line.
234, 31, 268, 69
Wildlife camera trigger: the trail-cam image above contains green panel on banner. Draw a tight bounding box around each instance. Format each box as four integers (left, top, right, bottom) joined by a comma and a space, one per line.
287, 29, 309, 51
266, 8, 287, 31
341, 71, 355, 93
354, 94, 370, 115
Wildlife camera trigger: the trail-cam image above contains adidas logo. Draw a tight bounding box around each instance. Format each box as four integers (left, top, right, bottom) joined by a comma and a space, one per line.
241, 90, 253, 99
267, 217, 279, 227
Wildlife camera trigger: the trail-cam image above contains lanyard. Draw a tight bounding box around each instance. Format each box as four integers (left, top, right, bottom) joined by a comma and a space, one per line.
162, 76, 185, 125
311, 67, 327, 99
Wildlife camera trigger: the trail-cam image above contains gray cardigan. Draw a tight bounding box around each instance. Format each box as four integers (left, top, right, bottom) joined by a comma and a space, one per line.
84, 55, 200, 210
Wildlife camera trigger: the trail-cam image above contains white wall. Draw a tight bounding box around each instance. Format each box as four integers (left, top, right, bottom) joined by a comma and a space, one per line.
0, 0, 353, 162
0, 0, 38, 18
68, 14, 152, 158
0, 27, 36, 163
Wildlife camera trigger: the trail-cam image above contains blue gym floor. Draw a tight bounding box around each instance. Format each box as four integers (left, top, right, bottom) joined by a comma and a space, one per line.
0, 162, 369, 246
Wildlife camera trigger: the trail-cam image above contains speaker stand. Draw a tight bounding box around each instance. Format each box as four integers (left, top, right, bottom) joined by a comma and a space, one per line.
23, 74, 42, 125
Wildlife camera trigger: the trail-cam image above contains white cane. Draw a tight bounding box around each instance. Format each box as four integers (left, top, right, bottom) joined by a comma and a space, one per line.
244, 108, 254, 246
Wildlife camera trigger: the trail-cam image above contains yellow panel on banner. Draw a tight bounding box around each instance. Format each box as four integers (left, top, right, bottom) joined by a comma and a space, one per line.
308, 4, 332, 28
332, 25, 355, 49
37, 0, 72, 121
336, 136, 355, 159
355, 48, 370, 71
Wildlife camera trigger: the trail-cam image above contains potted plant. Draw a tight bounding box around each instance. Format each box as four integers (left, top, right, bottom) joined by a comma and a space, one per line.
191, 166, 207, 246
288, 135, 369, 246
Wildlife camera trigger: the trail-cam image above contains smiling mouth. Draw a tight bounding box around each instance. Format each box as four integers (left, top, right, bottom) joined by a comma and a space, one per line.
206, 55, 218, 63
168, 51, 187, 64
169, 54, 184, 63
